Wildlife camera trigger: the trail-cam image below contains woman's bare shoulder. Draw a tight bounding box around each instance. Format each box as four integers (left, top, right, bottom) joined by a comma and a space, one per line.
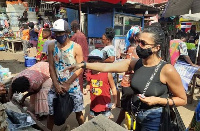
162, 63, 177, 75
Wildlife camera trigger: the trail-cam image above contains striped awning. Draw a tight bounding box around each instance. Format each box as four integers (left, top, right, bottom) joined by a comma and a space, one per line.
162, 0, 200, 18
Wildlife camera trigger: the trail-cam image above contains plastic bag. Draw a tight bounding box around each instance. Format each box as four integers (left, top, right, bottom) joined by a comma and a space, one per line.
5, 109, 36, 130
53, 92, 74, 126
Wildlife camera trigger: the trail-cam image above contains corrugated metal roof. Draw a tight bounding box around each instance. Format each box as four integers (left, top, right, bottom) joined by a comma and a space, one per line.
162, 0, 200, 17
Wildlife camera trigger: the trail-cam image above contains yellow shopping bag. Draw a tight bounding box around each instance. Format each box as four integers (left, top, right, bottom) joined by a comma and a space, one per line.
125, 112, 136, 130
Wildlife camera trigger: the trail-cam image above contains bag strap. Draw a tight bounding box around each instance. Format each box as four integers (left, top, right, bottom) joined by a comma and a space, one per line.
142, 60, 163, 96
134, 60, 164, 114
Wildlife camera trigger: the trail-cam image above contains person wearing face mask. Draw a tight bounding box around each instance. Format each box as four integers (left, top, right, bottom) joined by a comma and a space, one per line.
47, 19, 85, 130
64, 25, 187, 130
70, 20, 89, 92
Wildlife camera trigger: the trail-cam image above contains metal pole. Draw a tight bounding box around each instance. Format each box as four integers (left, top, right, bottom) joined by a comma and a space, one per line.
195, 35, 200, 64
79, 0, 82, 31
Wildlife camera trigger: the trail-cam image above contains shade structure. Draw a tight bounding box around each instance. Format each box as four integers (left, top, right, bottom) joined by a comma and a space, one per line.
162, 0, 200, 18
181, 13, 200, 21
43, 0, 127, 4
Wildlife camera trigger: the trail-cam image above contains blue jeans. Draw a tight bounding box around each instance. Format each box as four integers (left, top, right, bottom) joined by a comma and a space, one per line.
90, 110, 111, 118
136, 107, 163, 131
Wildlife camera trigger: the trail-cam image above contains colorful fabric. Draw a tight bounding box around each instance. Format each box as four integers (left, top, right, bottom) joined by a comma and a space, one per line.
170, 39, 189, 65
13, 62, 50, 91
36, 28, 47, 60
53, 41, 80, 93
170, 39, 181, 65
87, 72, 111, 112
179, 42, 188, 56
125, 26, 141, 50
174, 61, 199, 91
31, 78, 52, 116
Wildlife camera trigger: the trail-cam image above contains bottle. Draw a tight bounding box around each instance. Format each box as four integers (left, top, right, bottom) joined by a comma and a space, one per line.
106, 103, 113, 109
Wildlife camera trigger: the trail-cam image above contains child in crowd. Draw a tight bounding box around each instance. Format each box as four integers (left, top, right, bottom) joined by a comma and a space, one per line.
84, 49, 117, 118
39, 28, 55, 61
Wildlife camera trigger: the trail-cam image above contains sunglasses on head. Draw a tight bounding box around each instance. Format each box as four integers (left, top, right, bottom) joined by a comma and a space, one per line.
138, 39, 155, 46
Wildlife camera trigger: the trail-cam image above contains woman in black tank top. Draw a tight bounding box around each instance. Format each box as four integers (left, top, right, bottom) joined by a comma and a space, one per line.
67, 25, 187, 131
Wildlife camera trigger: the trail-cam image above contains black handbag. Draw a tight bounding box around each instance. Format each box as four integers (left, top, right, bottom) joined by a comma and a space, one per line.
159, 98, 186, 131
53, 92, 74, 126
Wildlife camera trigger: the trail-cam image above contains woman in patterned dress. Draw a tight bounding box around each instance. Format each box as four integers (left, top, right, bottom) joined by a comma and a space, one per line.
8, 62, 52, 117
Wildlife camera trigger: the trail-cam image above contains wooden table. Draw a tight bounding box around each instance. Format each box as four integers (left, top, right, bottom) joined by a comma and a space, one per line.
4, 38, 23, 53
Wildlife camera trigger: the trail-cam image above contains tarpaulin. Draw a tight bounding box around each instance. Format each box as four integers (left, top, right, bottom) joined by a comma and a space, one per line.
5, 109, 36, 131
174, 61, 199, 91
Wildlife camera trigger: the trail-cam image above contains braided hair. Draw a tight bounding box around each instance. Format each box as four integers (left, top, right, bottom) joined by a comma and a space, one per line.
104, 27, 115, 41
142, 24, 170, 62
12, 76, 30, 93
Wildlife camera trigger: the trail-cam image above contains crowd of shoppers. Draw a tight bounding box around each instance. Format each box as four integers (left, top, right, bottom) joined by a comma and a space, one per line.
6, 18, 191, 131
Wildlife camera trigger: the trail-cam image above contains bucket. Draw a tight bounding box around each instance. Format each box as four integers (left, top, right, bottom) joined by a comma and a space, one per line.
24, 57, 36, 67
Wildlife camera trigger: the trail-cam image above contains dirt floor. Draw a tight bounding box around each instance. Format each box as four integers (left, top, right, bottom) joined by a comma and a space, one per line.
0, 50, 199, 130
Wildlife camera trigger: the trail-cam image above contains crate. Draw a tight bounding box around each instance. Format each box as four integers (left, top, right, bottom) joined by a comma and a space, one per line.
24, 57, 36, 67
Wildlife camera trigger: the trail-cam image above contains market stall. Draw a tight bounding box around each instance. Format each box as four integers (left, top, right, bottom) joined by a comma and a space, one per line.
84, 1, 159, 59
87, 11, 144, 58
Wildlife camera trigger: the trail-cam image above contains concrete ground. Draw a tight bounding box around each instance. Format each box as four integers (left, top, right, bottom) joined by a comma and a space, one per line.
0, 50, 199, 130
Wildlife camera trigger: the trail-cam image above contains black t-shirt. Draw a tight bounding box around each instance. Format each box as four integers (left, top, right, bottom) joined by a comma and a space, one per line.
130, 59, 168, 109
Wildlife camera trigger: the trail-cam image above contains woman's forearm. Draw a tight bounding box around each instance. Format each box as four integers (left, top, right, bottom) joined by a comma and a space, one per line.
83, 59, 131, 73
157, 97, 187, 106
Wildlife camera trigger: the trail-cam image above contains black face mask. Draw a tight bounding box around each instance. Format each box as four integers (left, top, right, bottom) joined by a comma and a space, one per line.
136, 45, 153, 59
55, 34, 68, 45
